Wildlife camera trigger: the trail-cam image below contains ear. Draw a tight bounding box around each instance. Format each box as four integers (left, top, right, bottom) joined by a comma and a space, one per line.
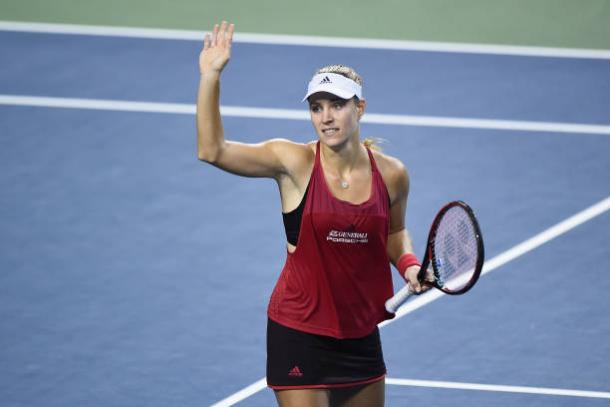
356, 98, 366, 120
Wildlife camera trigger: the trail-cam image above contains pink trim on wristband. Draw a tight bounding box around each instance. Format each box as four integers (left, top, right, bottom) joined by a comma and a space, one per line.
397, 253, 421, 274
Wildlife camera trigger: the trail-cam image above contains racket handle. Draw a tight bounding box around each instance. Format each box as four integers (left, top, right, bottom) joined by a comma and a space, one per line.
385, 284, 415, 313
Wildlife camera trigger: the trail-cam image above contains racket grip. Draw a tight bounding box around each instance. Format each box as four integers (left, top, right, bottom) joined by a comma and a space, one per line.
385, 284, 415, 313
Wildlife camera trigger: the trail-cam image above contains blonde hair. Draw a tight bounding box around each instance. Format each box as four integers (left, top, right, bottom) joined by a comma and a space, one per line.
314, 65, 363, 87
363, 137, 383, 151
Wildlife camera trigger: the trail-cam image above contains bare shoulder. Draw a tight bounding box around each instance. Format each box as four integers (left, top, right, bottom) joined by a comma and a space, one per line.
371, 149, 410, 202
265, 137, 309, 150
267, 138, 314, 164
267, 138, 315, 181
371, 149, 408, 183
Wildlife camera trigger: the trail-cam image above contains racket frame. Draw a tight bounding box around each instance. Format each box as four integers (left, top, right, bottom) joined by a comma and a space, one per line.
420, 200, 485, 295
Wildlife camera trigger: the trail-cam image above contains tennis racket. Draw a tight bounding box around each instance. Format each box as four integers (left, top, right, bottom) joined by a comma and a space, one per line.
385, 201, 485, 313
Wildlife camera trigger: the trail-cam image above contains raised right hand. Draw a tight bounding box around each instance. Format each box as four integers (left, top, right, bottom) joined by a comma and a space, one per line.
199, 21, 235, 75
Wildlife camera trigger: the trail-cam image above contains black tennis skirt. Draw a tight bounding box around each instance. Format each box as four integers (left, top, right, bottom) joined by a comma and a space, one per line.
266, 318, 386, 390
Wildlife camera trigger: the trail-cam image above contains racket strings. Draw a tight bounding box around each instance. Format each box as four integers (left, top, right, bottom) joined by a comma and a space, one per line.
433, 206, 479, 292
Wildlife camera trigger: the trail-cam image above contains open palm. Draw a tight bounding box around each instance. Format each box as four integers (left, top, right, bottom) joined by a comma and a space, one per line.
199, 21, 235, 75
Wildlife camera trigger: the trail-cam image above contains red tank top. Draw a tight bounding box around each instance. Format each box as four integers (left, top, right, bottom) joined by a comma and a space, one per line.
268, 142, 395, 339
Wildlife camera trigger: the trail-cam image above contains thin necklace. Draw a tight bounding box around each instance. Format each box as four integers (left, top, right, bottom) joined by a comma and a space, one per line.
321, 145, 360, 190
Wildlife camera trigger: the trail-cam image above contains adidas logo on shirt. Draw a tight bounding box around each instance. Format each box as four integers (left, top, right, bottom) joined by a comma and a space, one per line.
319, 76, 332, 84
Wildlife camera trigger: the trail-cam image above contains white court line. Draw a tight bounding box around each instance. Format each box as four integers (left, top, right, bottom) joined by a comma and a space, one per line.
2, 94, 610, 136
1, 20, 610, 59
385, 378, 610, 399
209, 378, 268, 407
210, 197, 610, 406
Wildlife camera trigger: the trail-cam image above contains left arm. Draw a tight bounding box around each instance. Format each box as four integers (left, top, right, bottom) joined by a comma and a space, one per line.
380, 154, 426, 293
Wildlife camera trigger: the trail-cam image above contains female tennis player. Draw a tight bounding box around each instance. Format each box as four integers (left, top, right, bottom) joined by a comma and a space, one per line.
198, 21, 425, 406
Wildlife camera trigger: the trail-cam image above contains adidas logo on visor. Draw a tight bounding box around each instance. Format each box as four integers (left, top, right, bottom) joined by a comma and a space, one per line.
302, 73, 362, 102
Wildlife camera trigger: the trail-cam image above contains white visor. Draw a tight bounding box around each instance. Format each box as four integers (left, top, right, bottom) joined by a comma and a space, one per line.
302, 73, 362, 102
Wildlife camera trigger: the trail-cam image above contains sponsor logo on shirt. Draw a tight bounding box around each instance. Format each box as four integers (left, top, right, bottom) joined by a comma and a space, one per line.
326, 226, 369, 244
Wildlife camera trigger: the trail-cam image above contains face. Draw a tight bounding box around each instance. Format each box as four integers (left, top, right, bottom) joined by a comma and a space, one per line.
308, 92, 365, 148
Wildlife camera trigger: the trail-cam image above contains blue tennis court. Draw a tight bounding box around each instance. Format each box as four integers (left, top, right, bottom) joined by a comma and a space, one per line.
1, 24, 609, 406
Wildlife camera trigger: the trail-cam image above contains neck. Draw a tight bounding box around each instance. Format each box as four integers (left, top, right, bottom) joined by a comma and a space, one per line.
320, 137, 366, 177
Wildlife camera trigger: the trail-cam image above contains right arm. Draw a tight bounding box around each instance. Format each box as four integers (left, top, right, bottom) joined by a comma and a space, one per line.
197, 22, 296, 179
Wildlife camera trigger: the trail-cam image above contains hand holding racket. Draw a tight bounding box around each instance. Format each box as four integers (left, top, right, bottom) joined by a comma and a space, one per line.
386, 201, 485, 313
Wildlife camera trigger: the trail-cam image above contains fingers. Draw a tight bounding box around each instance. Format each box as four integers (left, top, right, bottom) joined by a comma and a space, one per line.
217, 21, 226, 44
410, 280, 423, 294
424, 269, 436, 283
218, 21, 234, 47
417, 268, 435, 293
404, 265, 423, 294
211, 23, 219, 46
205, 21, 234, 49
226, 22, 235, 47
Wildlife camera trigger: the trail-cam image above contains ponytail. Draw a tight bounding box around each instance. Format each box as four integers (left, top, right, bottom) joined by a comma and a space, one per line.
363, 137, 383, 151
